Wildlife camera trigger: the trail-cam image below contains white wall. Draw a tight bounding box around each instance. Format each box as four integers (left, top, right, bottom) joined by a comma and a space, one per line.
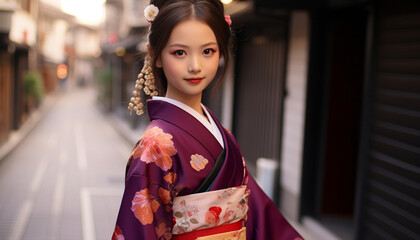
74, 29, 101, 58
279, 11, 310, 220
41, 19, 67, 63
9, 10, 36, 46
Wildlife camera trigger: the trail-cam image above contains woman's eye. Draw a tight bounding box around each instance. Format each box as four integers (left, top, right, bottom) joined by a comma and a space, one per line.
203, 49, 216, 55
172, 50, 185, 56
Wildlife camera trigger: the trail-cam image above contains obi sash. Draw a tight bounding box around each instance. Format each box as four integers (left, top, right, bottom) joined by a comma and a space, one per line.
172, 185, 249, 239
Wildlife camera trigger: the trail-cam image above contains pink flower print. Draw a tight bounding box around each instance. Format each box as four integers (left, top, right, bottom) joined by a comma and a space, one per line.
164, 172, 177, 184
112, 225, 125, 240
205, 206, 222, 225
190, 154, 209, 171
218, 188, 233, 200
187, 210, 193, 217
155, 221, 173, 240
155, 222, 166, 238
131, 188, 159, 225
223, 209, 235, 222
158, 187, 171, 205
131, 126, 177, 171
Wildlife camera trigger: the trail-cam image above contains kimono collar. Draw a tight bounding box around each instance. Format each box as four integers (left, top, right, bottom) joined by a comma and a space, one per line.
147, 99, 223, 160
152, 96, 224, 148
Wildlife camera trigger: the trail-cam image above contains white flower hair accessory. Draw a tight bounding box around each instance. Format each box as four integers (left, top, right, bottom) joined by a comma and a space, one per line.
144, 4, 159, 23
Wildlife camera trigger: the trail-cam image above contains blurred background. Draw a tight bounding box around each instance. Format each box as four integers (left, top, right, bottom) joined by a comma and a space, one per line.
0, 0, 419, 240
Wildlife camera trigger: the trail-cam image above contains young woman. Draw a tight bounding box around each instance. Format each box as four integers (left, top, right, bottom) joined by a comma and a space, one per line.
113, 0, 302, 239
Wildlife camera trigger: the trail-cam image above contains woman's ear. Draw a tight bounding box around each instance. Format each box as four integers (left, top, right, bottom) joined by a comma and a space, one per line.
156, 58, 162, 68
148, 43, 162, 68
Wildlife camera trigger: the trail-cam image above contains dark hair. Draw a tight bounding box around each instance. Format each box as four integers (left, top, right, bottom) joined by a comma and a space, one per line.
148, 0, 231, 95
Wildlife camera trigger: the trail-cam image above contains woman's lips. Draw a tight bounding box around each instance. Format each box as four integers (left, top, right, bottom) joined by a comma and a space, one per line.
185, 77, 203, 84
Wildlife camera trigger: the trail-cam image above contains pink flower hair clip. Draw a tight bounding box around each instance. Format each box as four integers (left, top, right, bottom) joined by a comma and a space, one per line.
144, 4, 159, 23
224, 14, 232, 26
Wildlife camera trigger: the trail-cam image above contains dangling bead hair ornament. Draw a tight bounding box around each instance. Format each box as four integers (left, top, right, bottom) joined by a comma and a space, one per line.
129, 4, 230, 115
128, 58, 158, 115
127, 4, 160, 116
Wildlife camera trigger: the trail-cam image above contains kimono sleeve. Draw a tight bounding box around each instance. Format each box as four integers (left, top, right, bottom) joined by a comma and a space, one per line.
112, 126, 178, 240
245, 175, 302, 240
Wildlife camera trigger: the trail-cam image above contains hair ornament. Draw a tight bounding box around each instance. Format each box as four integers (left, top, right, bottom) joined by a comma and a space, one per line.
128, 57, 158, 116
224, 14, 232, 26
144, 4, 159, 23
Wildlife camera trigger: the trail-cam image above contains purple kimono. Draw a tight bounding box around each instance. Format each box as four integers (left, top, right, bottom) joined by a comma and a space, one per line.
112, 99, 302, 240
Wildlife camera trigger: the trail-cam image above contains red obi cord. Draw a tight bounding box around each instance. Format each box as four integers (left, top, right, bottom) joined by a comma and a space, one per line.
172, 221, 243, 240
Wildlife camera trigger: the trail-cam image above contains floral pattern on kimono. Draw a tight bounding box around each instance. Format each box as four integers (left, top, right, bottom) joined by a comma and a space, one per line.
112, 99, 303, 240
172, 186, 249, 235
113, 126, 178, 239
130, 126, 176, 171
112, 225, 124, 240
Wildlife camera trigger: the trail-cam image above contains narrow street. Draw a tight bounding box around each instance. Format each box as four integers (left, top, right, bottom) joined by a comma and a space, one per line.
0, 87, 135, 240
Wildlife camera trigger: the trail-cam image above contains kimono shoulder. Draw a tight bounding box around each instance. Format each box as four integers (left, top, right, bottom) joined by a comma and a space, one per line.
144, 100, 227, 196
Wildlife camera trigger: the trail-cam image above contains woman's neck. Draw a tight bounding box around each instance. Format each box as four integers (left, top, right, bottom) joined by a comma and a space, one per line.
165, 92, 206, 118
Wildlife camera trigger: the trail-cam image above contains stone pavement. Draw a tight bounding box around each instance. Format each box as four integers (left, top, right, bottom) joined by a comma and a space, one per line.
0, 87, 136, 240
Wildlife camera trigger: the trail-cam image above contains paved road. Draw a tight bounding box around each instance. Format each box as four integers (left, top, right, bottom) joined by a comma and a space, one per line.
0, 87, 135, 240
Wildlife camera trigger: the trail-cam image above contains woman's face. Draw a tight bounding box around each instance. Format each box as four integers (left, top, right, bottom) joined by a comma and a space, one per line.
157, 19, 220, 102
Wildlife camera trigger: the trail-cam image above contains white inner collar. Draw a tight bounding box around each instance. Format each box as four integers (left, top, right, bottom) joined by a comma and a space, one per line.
152, 96, 224, 148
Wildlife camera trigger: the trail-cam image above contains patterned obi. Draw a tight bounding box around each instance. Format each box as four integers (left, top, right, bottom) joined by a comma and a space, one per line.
172, 185, 249, 240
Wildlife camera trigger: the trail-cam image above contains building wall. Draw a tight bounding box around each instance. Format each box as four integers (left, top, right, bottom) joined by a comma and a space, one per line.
0, 50, 12, 146
233, 20, 287, 176
356, 1, 420, 238
279, 11, 309, 221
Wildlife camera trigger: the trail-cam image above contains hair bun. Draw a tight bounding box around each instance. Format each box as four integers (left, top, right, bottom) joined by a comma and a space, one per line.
149, 0, 171, 10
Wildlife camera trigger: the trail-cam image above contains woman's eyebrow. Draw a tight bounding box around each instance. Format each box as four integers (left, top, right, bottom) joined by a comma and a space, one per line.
201, 42, 218, 48
168, 43, 189, 48
167, 42, 217, 48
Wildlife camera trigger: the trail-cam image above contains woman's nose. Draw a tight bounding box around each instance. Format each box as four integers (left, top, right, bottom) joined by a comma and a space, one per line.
188, 55, 201, 73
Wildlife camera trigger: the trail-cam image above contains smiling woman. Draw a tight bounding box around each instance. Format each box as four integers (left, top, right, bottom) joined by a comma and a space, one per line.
157, 20, 220, 113
60, 0, 105, 25
113, 1, 302, 240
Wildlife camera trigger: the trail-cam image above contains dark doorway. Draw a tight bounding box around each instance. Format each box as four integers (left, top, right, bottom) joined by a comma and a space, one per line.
13, 49, 28, 129
317, 6, 368, 240
0, 51, 12, 146
320, 8, 367, 216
